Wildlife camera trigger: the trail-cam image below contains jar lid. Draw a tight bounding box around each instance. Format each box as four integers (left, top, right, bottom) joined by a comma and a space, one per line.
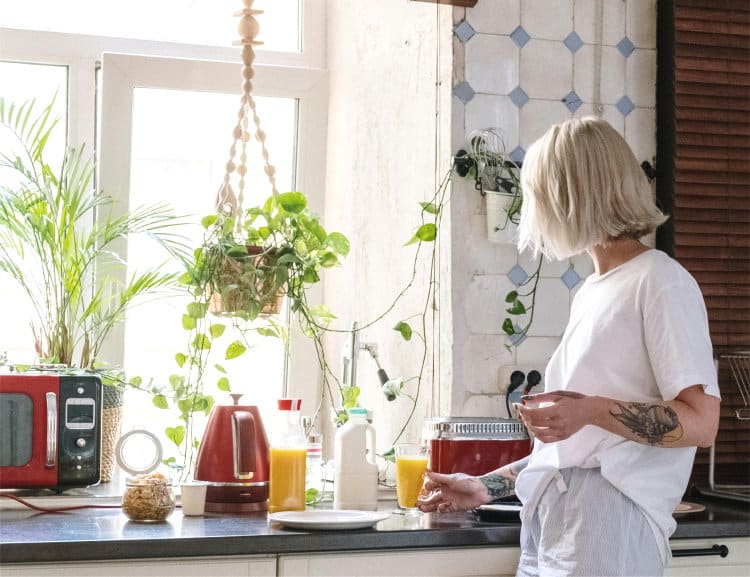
115, 429, 163, 476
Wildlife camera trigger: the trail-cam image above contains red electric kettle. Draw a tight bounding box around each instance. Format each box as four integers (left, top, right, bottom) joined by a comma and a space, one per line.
194, 393, 270, 512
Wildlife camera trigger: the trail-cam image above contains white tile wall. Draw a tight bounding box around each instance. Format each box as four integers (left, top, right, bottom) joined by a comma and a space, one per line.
574, 0, 626, 45
626, 49, 657, 107
449, 0, 657, 412
519, 99, 571, 149
466, 0, 521, 35
518, 251, 569, 277
465, 94, 519, 147
521, 0, 574, 41
466, 35, 519, 95
573, 45, 626, 104
627, 0, 657, 49
520, 40, 573, 99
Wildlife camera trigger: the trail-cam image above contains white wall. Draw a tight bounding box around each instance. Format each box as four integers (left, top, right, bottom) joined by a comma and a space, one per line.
323, 0, 453, 456
447, 0, 657, 417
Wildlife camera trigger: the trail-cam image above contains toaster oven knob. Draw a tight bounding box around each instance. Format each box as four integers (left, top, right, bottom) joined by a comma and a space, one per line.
77, 386, 85, 394
76, 438, 87, 448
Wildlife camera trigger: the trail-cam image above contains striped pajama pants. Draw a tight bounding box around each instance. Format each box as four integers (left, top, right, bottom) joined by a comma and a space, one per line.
516, 467, 665, 577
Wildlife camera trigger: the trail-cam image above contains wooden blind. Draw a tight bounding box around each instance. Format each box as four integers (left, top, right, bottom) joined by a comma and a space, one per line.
661, 0, 750, 486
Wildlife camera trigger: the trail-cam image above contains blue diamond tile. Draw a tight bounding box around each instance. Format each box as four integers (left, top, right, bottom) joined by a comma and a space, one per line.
509, 324, 527, 347
563, 31, 584, 54
616, 95, 635, 116
510, 26, 530, 48
510, 86, 529, 108
510, 146, 526, 164
563, 90, 583, 113
454, 20, 476, 43
454, 81, 475, 104
561, 267, 582, 290
507, 264, 529, 287
616, 37, 635, 58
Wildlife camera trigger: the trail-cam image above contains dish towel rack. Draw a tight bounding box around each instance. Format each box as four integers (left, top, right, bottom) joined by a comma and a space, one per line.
701, 351, 750, 502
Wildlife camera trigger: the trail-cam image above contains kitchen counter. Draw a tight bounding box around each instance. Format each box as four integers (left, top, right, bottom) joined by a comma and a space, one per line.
1, 495, 748, 564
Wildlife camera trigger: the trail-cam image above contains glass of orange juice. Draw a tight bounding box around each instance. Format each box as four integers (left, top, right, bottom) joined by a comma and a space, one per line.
395, 443, 429, 514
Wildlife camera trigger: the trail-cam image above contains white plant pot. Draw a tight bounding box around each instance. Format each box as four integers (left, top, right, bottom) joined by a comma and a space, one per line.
485, 191, 518, 244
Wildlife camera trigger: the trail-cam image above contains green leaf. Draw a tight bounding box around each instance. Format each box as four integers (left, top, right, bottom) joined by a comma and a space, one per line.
182, 314, 196, 330
381, 447, 396, 463
225, 340, 247, 360
256, 327, 279, 338
165, 426, 186, 447
341, 386, 360, 409
175, 352, 187, 368
506, 300, 526, 315
415, 223, 437, 242
310, 305, 336, 323
319, 252, 339, 268
192, 333, 211, 350
214, 363, 227, 374
169, 374, 185, 390
209, 323, 226, 338
502, 318, 516, 336
305, 488, 320, 505
327, 232, 350, 256
394, 321, 413, 341
505, 290, 519, 303
201, 214, 219, 229
419, 201, 439, 215
303, 268, 320, 284
277, 191, 307, 213
217, 377, 230, 392
152, 394, 169, 409
404, 234, 420, 246
187, 301, 207, 319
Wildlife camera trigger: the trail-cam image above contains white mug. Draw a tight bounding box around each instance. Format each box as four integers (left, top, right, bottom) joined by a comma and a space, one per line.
180, 482, 208, 516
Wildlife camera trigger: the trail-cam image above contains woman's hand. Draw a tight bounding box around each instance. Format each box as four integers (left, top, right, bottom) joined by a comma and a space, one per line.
416, 471, 490, 513
515, 390, 601, 443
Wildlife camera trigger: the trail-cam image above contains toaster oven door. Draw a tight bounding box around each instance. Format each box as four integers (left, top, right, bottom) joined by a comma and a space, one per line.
0, 374, 59, 488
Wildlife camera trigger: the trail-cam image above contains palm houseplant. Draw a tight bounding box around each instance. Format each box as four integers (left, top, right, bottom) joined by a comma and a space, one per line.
0, 96, 187, 481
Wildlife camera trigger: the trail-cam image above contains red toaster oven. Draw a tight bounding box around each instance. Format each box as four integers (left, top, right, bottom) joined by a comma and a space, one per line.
422, 417, 532, 476
0, 371, 102, 489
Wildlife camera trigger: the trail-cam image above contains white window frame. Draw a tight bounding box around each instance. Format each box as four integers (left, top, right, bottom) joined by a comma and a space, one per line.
0, 0, 328, 408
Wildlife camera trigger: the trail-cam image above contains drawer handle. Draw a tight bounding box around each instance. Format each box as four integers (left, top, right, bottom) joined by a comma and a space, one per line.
672, 544, 729, 558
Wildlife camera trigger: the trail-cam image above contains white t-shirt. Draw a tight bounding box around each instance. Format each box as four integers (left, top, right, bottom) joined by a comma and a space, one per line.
514, 249, 720, 564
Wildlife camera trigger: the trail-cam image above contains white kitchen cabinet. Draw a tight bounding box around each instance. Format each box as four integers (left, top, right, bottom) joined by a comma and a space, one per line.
278, 546, 521, 577
1, 555, 276, 577
667, 537, 750, 577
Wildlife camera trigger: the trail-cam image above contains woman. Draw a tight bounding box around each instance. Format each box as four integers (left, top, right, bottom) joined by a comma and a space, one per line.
417, 117, 721, 577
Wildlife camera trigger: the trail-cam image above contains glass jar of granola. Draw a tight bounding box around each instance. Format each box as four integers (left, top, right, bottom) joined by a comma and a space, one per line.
122, 472, 175, 522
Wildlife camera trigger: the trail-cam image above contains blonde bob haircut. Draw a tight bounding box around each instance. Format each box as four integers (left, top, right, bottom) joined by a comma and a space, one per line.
518, 116, 668, 260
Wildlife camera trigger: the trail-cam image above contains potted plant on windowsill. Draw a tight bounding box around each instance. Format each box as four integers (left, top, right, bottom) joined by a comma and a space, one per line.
0, 96, 187, 482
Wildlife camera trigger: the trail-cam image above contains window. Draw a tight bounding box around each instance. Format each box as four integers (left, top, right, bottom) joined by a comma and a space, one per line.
0, 1, 326, 467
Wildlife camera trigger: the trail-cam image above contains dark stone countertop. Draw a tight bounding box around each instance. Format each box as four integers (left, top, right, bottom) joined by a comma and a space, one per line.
1, 495, 748, 564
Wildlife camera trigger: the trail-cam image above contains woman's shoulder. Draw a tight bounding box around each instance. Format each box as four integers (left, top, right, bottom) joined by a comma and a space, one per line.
636, 249, 701, 294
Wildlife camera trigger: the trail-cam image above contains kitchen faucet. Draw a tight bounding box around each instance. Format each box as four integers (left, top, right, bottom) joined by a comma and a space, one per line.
341, 322, 392, 396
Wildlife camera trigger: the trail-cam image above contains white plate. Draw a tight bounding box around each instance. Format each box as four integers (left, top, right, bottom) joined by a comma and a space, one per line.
268, 510, 391, 530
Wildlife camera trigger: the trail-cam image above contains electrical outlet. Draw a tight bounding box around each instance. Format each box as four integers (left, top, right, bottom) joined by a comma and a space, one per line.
497, 365, 545, 394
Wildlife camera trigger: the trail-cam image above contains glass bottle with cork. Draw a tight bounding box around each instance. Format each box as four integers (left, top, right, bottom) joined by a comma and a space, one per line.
268, 398, 307, 513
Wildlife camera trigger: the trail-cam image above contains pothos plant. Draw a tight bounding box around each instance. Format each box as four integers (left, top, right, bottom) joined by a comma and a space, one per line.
152, 191, 350, 474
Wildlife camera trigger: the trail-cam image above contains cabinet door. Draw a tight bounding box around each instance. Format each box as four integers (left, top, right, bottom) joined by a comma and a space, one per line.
2, 555, 277, 577
667, 537, 750, 577
278, 546, 521, 577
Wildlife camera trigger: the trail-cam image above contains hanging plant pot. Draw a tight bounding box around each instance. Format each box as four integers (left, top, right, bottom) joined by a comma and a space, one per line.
485, 191, 521, 244
208, 245, 286, 317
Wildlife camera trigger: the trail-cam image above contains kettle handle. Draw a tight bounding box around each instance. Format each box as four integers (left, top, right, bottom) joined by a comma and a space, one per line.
231, 411, 256, 480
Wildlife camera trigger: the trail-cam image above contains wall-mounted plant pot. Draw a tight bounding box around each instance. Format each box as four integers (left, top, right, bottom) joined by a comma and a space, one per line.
485, 191, 520, 244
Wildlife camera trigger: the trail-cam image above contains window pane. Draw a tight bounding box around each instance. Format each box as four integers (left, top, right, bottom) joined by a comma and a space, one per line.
1, 0, 300, 52
0, 62, 67, 365
122, 88, 297, 464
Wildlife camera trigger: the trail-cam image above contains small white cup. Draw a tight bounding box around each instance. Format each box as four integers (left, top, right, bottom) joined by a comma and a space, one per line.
180, 482, 208, 516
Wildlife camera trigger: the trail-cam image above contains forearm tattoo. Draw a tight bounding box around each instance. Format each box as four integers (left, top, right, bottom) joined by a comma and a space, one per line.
479, 474, 515, 499
610, 402, 684, 445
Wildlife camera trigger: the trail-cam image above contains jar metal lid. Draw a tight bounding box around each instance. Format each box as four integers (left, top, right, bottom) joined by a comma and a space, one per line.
115, 429, 163, 476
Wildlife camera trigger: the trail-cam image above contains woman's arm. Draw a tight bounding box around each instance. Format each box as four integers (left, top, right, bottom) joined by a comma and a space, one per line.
516, 385, 720, 448
417, 456, 530, 513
